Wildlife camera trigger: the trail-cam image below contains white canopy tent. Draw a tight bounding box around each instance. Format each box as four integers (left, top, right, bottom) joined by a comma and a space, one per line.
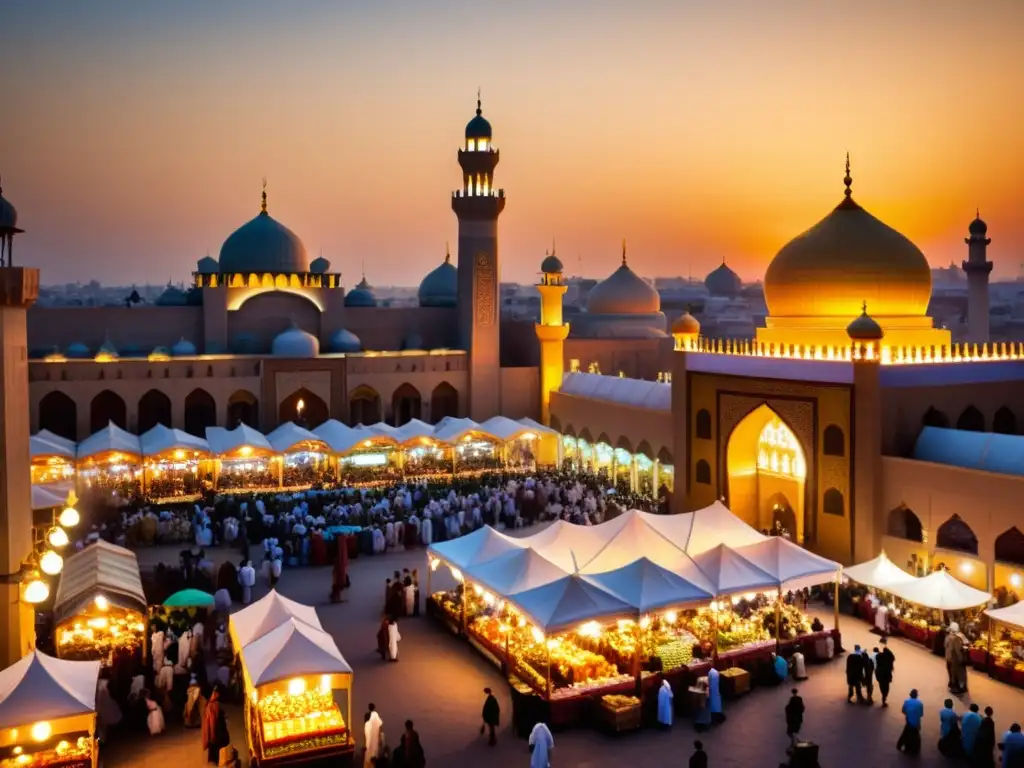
507, 574, 637, 635
31, 430, 77, 460
0, 650, 100, 731
76, 421, 142, 462
843, 552, 915, 591
53, 541, 146, 625
312, 420, 364, 453
392, 418, 437, 445
140, 424, 211, 457
477, 415, 531, 442
230, 589, 323, 650
433, 417, 481, 444
466, 548, 568, 596
733, 537, 841, 592
559, 372, 671, 411
429, 526, 525, 571
690, 544, 781, 596
32, 481, 74, 510
985, 601, 1024, 631
266, 422, 330, 454
586, 556, 715, 612
886, 569, 991, 611
205, 423, 274, 457
240, 618, 352, 688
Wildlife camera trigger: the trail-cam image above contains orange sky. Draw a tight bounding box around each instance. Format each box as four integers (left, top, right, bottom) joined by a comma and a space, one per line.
3, 1, 1023, 286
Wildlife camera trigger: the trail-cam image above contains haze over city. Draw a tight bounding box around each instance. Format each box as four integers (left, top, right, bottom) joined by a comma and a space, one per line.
3, 0, 1023, 286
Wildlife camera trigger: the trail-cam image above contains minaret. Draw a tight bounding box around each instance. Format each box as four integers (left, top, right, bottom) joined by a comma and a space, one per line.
0, 176, 40, 666
962, 211, 992, 343
535, 246, 570, 425
452, 92, 506, 420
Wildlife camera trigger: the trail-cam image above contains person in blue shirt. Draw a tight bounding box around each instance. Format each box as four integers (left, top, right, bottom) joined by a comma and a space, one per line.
938, 699, 962, 757
773, 653, 788, 682
963, 703, 983, 755
1003, 723, 1024, 767
897, 689, 924, 756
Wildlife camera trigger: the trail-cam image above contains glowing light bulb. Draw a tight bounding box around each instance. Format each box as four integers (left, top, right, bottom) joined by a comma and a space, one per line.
31, 721, 52, 742
450, 567, 463, 583
59, 506, 79, 528
530, 627, 545, 644
95, 594, 109, 610
287, 678, 306, 696
40, 550, 63, 575
24, 579, 49, 604
48, 527, 69, 548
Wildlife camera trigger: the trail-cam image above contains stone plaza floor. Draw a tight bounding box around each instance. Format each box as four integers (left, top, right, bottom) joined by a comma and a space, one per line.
101, 542, 1024, 767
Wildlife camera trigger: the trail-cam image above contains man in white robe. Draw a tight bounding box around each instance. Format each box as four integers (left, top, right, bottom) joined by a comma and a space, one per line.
151, 628, 166, 671
239, 561, 256, 604
657, 679, 674, 728
528, 721, 554, 768
364, 706, 383, 767
387, 619, 401, 661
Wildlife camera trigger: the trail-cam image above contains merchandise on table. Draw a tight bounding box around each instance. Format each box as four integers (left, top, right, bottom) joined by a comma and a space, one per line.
55, 608, 146, 662
257, 689, 347, 746
600, 694, 640, 712
0, 735, 94, 768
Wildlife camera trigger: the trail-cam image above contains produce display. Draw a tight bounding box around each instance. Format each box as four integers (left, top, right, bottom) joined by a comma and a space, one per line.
56, 610, 146, 661
262, 732, 350, 761
976, 629, 1024, 672
0, 736, 92, 768
601, 694, 640, 711
257, 689, 346, 745
656, 640, 693, 671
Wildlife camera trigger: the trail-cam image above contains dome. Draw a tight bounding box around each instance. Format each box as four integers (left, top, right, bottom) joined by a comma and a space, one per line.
149, 346, 171, 360
310, 255, 331, 274
344, 277, 377, 308
329, 328, 362, 353
218, 187, 308, 274
156, 284, 188, 306
418, 252, 458, 308
764, 163, 932, 319
671, 310, 701, 335
0, 182, 18, 230
66, 342, 90, 359
196, 255, 219, 274
95, 338, 119, 361
171, 337, 197, 356
271, 322, 319, 358
541, 253, 564, 274
465, 98, 492, 139
969, 212, 988, 237
846, 304, 884, 340
403, 332, 424, 350
705, 261, 742, 298
587, 254, 660, 315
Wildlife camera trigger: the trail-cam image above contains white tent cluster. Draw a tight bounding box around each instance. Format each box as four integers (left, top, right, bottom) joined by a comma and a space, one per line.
844, 552, 991, 611
428, 502, 840, 634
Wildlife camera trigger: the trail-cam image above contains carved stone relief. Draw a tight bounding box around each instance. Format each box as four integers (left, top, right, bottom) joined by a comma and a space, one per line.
475, 252, 495, 327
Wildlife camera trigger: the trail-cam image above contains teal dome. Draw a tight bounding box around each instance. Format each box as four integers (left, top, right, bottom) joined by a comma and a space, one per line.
271, 322, 319, 358
345, 277, 377, 307
329, 328, 362, 353
156, 284, 188, 306
196, 255, 219, 274
66, 342, 90, 359
218, 191, 308, 274
310, 255, 331, 274
705, 261, 741, 298
465, 99, 492, 139
418, 254, 458, 308
0, 188, 17, 230
541, 254, 564, 274
171, 337, 197, 356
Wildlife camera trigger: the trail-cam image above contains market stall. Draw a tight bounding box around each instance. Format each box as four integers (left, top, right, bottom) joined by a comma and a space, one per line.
30, 430, 77, 486
843, 552, 915, 631
982, 601, 1024, 685
139, 424, 211, 501
239, 619, 354, 766
314, 421, 402, 485
229, 590, 324, 651
52, 542, 147, 662
884, 569, 990, 648
75, 422, 142, 497
267, 423, 333, 487
206, 424, 280, 491
0, 651, 101, 768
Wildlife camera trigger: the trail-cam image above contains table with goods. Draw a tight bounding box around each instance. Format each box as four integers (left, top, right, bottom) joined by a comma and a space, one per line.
55, 607, 146, 664
0, 733, 96, 768
246, 678, 353, 766
974, 627, 1024, 687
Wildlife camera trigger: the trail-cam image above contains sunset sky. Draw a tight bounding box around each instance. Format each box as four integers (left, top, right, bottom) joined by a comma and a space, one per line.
3, 1, 1023, 287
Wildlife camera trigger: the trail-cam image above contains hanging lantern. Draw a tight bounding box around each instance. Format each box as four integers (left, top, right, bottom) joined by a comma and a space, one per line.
24, 578, 49, 604
40, 550, 63, 575
48, 527, 69, 548
59, 506, 80, 528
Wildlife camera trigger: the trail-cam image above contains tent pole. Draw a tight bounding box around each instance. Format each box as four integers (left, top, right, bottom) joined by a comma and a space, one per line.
460, 578, 467, 635
633, 621, 642, 694
833, 577, 840, 632
775, 593, 782, 652
712, 603, 719, 662
546, 641, 552, 698
987, 618, 994, 673
426, 560, 432, 609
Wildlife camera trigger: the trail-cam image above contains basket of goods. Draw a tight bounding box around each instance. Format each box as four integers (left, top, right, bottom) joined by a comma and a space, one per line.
597, 694, 642, 732
719, 666, 751, 698
969, 635, 990, 668
991, 656, 1015, 683
257, 689, 347, 747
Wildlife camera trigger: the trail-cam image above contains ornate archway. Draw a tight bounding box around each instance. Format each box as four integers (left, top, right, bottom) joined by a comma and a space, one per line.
936, 514, 979, 555
90, 390, 126, 433
391, 383, 422, 426
279, 388, 328, 429
349, 385, 382, 426
138, 389, 172, 433
887, 505, 924, 542
430, 382, 459, 422
227, 390, 259, 428
39, 391, 78, 441
184, 389, 217, 437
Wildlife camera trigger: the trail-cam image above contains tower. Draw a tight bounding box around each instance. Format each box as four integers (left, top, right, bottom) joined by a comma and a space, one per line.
962, 211, 992, 344
535, 248, 570, 426
452, 94, 506, 420
0, 177, 39, 666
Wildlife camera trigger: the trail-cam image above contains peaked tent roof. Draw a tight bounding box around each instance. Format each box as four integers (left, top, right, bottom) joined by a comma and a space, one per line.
0, 650, 101, 730
733, 536, 841, 591
140, 424, 211, 457
985, 600, 1024, 631
559, 372, 671, 412
689, 543, 779, 595
516, 416, 559, 436
433, 417, 481, 444
886, 569, 991, 611
678, 501, 768, 555
53, 540, 146, 624
205, 423, 274, 456
230, 589, 323, 649
392, 418, 437, 445
586, 556, 715, 612
30, 429, 77, 460
32, 481, 74, 510
508, 574, 637, 634
843, 552, 915, 591
477, 415, 531, 442
266, 421, 329, 454
241, 618, 352, 688
76, 421, 142, 461
519, 519, 615, 573
429, 525, 525, 570
313, 419, 365, 453
466, 547, 568, 595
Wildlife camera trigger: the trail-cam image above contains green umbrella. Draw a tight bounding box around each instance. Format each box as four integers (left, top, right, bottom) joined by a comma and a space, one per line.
163, 589, 215, 608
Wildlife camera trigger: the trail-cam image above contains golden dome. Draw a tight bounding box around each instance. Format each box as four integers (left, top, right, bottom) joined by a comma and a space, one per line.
671, 310, 700, 335
764, 159, 932, 319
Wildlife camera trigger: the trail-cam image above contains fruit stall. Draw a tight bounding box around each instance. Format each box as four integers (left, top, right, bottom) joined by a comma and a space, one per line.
0, 652, 101, 768
979, 601, 1024, 687
239, 618, 354, 767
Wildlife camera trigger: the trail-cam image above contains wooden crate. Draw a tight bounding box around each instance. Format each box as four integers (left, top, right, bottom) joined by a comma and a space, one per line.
597, 701, 642, 732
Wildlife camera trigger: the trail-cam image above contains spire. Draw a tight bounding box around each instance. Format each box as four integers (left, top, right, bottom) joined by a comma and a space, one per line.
445, 242, 451, 264
476, 87, 482, 116
551, 237, 556, 257
976, 207, 981, 219
861, 300, 868, 315
361, 259, 366, 281
843, 153, 852, 199
260, 177, 268, 215
621, 238, 627, 266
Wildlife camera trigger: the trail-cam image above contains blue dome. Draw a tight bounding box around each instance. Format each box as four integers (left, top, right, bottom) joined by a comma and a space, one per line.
156, 284, 188, 306
171, 337, 197, 356
218, 191, 308, 274
310, 255, 331, 274
466, 99, 492, 139
196, 255, 219, 274
418, 254, 458, 308
0, 188, 18, 230
403, 332, 424, 350
66, 342, 90, 358
329, 328, 362, 353
271, 323, 319, 358
344, 277, 377, 308
705, 261, 742, 298
95, 338, 119, 360
541, 254, 564, 274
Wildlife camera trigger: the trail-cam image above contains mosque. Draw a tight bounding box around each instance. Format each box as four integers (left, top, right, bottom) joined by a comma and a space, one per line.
2, 98, 1021, 609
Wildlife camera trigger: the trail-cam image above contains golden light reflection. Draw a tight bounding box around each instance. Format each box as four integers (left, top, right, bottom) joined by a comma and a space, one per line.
757, 418, 805, 480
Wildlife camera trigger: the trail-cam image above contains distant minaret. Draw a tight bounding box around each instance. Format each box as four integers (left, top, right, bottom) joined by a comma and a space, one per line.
962, 210, 992, 343
452, 92, 506, 420
535, 246, 570, 426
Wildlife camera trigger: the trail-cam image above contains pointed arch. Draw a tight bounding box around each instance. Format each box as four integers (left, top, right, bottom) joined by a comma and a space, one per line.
349, 385, 382, 426
90, 390, 126, 433
956, 406, 984, 432
39, 391, 77, 441
923, 407, 950, 428
656, 446, 673, 465
184, 388, 217, 437
936, 514, 979, 555
550, 415, 563, 433
138, 389, 172, 433
635, 440, 654, 460
695, 459, 711, 484
823, 424, 845, 457
995, 527, 1024, 566
429, 382, 459, 422
695, 408, 712, 440
822, 488, 845, 516
994, 407, 1017, 435
391, 383, 422, 426
615, 435, 633, 452
887, 504, 924, 542
279, 388, 328, 429
227, 390, 259, 429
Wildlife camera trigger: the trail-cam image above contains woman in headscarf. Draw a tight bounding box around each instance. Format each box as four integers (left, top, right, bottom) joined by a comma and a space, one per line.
657, 679, 674, 729
183, 675, 205, 728
528, 720, 554, 768
202, 687, 230, 764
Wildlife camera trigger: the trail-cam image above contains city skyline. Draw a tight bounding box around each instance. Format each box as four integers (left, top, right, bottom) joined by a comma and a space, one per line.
3, 1, 1022, 286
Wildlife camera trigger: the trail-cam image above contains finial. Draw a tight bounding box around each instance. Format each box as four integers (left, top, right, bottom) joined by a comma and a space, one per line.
551, 237, 556, 257
843, 153, 852, 198
445, 242, 451, 264
861, 300, 868, 315
621, 238, 627, 266
260, 177, 268, 214
361, 259, 366, 281
476, 87, 482, 116
976, 207, 981, 219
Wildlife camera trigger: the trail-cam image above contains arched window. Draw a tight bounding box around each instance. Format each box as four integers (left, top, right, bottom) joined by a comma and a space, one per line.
279, 388, 328, 429
823, 488, 844, 516
995, 527, 1024, 566
936, 514, 979, 555
923, 407, 950, 428
391, 384, 422, 426
695, 459, 711, 485
138, 389, 172, 433
39, 391, 77, 441
349, 386, 382, 426
695, 409, 712, 440
227, 390, 259, 429
184, 389, 217, 437
90, 390, 126, 433
956, 406, 985, 432
887, 505, 924, 542
430, 382, 459, 422
823, 425, 845, 457
994, 407, 1017, 435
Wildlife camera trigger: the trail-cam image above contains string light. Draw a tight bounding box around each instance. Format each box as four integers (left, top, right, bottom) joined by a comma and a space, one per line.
40, 550, 63, 575
48, 527, 69, 548
59, 506, 79, 528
